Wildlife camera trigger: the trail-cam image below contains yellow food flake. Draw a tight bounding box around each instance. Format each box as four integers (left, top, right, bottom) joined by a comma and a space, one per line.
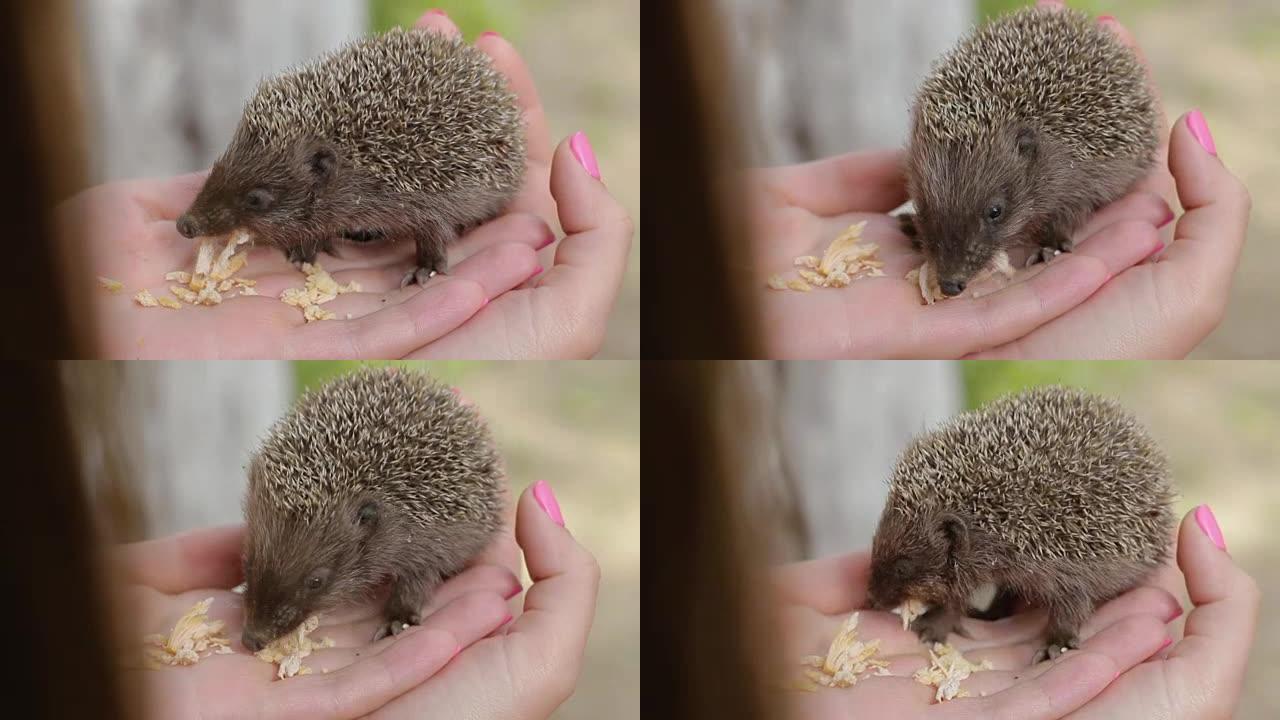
768, 222, 883, 292
255, 614, 336, 680
156, 296, 183, 310
892, 598, 929, 631
280, 262, 361, 323
912, 643, 994, 703
133, 289, 159, 308
142, 231, 253, 311
139, 597, 233, 669
98, 276, 125, 294
788, 611, 891, 692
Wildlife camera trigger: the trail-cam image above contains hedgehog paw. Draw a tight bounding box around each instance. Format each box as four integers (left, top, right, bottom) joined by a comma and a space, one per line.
372, 612, 423, 642
1033, 637, 1080, 664
400, 267, 442, 289
1025, 246, 1065, 267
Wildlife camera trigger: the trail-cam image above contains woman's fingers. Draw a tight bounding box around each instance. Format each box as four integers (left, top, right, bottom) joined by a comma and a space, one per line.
476, 32, 553, 170
506, 482, 601, 711
115, 525, 245, 594
278, 277, 486, 359
770, 551, 873, 615
751, 150, 909, 217
260, 591, 510, 719
1165, 506, 1259, 716
414, 9, 462, 37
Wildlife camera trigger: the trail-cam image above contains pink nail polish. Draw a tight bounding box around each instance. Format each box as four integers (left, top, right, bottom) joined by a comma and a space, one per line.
1187, 109, 1218, 156
570, 131, 603, 181
1098, 14, 1116, 24
1146, 240, 1165, 262
538, 229, 557, 250
504, 582, 522, 600
479, 31, 500, 40
1158, 208, 1176, 229
427, 9, 447, 17
530, 265, 545, 279
501, 614, 513, 626
450, 387, 460, 396
1167, 605, 1184, 622
1194, 504, 1227, 550
481, 297, 489, 308
532, 480, 565, 527
1159, 637, 1172, 651
449, 644, 462, 660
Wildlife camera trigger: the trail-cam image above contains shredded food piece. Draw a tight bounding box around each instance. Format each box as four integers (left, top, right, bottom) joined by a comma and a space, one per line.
768, 222, 882, 292
134, 289, 160, 308
137, 231, 254, 311
255, 614, 336, 679
788, 611, 891, 692
99, 276, 125, 293
891, 598, 930, 631
913, 643, 994, 702
139, 597, 233, 669
280, 262, 361, 323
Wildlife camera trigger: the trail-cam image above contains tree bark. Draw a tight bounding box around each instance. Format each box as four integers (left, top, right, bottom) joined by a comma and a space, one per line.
76, 0, 368, 182
721, 0, 975, 165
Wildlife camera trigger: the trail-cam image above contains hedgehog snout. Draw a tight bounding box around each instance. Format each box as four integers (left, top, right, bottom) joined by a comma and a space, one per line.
176, 214, 201, 239
940, 279, 966, 297
241, 626, 271, 652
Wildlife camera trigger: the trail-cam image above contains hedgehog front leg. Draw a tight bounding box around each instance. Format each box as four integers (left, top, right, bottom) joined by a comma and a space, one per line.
910, 605, 964, 646
402, 218, 457, 288
373, 572, 437, 642
1034, 595, 1092, 663
1025, 217, 1076, 268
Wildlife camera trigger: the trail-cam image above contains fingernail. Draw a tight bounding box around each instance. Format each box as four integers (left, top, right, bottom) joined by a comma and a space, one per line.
450, 387, 460, 396
1112, 671, 1120, 681
449, 644, 461, 660
1159, 636, 1172, 651
1098, 14, 1117, 24
533, 480, 565, 527
427, 9, 447, 17
570, 131, 603, 181
501, 613, 513, 626
479, 31, 500, 40
538, 229, 557, 250
1194, 504, 1227, 550
1167, 605, 1184, 622
1187, 109, 1218, 156
504, 582, 523, 600
1146, 240, 1165, 261
530, 264, 545, 279
481, 297, 489, 308
1158, 207, 1176, 229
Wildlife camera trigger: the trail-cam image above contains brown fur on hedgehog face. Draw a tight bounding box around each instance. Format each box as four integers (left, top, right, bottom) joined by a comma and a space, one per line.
868, 508, 976, 611
907, 122, 1071, 294
240, 455, 405, 652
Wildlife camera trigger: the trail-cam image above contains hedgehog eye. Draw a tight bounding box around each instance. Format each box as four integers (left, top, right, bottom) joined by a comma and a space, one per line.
986, 205, 1004, 222
307, 575, 324, 590
246, 189, 275, 211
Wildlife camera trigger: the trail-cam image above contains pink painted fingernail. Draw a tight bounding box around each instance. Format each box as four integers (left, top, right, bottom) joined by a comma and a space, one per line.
481, 297, 490, 308
570, 131, 602, 181
449, 644, 462, 660
1194, 504, 1226, 550
479, 31, 500, 40
426, 9, 447, 17
505, 582, 523, 600
533, 480, 565, 527
1146, 240, 1165, 261
1159, 636, 1172, 651
1098, 14, 1117, 25
530, 264, 545, 279
501, 613, 513, 626
1158, 207, 1176, 229
538, 229, 557, 250
1187, 109, 1218, 156
1167, 605, 1184, 622
1112, 671, 1120, 681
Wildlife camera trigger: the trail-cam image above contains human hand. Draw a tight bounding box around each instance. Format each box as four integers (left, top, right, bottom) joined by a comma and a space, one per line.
750, 147, 1169, 358
369, 481, 601, 720
73, 11, 631, 359
1064, 506, 1259, 719
115, 524, 521, 720
974, 5, 1250, 358
771, 551, 1179, 718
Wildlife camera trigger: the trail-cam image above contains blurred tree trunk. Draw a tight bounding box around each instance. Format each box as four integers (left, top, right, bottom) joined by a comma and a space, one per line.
76, 0, 368, 182
720, 0, 975, 165
736, 362, 961, 562
64, 361, 292, 540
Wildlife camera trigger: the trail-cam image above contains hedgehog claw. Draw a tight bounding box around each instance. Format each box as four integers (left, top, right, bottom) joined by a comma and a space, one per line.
1025, 247, 1064, 267
1033, 637, 1080, 664
400, 267, 441, 288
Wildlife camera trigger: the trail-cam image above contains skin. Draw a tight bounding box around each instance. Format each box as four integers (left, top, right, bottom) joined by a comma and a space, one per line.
71, 17, 633, 359
770, 505, 1257, 719
902, 122, 1151, 296
751, 5, 1246, 359
867, 508, 1163, 663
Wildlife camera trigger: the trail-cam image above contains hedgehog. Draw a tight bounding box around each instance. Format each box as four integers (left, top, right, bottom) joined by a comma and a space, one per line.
176, 28, 526, 288
897, 7, 1159, 297
239, 367, 505, 651
866, 386, 1175, 662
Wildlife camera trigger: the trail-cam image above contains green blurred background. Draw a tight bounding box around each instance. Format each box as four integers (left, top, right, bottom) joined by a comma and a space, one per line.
294, 360, 639, 720
963, 361, 1280, 715
973, 0, 1280, 357
368, 1, 640, 359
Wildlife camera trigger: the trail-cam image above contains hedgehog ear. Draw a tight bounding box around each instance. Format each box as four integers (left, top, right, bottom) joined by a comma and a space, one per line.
307, 143, 337, 182
938, 512, 969, 559
356, 501, 379, 528
1015, 126, 1039, 160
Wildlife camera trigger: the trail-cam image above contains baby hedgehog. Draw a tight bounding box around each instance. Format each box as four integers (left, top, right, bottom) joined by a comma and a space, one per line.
240, 367, 504, 651
899, 7, 1159, 297
177, 28, 526, 287
867, 386, 1175, 662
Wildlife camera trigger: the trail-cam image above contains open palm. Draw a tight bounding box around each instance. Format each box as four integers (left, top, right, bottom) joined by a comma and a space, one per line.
772, 552, 1177, 719
117, 525, 521, 720
750, 149, 1172, 359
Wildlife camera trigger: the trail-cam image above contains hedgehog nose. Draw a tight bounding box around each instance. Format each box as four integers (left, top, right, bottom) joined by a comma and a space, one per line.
241, 629, 268, 652
940, 280, 966, 297
176, 215, 200, 239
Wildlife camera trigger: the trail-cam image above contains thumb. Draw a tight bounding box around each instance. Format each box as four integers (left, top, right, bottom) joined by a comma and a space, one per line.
1161, 110, 1251, 289
1170, 505, 1259, 714
510, 481, 601, 711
